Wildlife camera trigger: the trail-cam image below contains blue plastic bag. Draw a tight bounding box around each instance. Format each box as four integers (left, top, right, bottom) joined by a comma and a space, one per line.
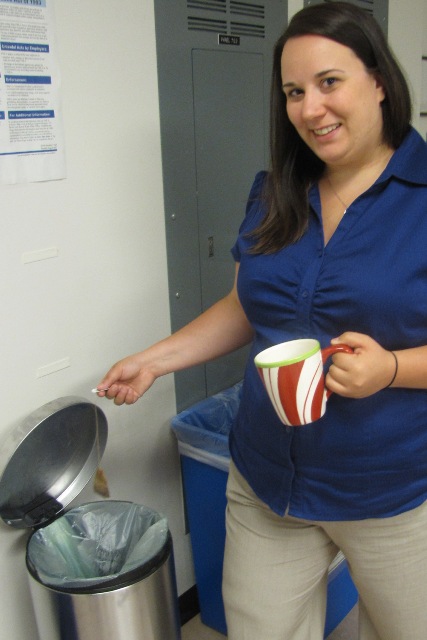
171, 382, 242, 459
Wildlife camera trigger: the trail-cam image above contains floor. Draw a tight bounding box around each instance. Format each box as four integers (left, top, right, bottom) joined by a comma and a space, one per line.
181, 603, 359, 640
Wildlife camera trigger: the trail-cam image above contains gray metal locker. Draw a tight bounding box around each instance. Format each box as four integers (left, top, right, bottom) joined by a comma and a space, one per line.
154, 0, 288, 410
303, 0, 388, 35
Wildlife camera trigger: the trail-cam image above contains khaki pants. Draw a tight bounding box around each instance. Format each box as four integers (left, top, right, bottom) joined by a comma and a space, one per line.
223, 461, 427, 640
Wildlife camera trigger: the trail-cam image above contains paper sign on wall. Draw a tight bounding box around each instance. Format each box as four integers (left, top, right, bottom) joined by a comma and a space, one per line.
0, 0, 65, 184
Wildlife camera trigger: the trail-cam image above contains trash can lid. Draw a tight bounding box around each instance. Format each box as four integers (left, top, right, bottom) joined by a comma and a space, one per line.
0, 397, 107, 529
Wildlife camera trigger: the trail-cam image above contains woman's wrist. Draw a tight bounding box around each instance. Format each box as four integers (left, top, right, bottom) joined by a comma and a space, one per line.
386, 351, 398, 388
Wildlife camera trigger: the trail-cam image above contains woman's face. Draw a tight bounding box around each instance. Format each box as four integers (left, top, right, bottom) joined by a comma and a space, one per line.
281, 35, 387, 170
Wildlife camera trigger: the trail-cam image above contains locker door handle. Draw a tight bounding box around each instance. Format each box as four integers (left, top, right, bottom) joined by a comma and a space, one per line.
208, 236, 214, 258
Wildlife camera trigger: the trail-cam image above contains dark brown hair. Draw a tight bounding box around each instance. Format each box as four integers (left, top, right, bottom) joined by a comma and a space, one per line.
252, 1, 412, 253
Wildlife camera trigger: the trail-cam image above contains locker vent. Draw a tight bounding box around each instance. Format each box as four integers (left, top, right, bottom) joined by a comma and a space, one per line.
317, 0, 374, 15
230, 21, 264, 37
230, 1, 265, 18
187, 0, 226, 12
187, 0, 265, 38
188, 16, 228, 32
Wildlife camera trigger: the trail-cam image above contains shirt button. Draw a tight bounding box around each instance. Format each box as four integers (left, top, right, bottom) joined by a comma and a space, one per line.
301, 290, 309, 298
286, 427, 292, 434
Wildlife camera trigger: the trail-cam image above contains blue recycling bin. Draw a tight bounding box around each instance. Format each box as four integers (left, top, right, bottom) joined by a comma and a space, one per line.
171, 383, 358, 637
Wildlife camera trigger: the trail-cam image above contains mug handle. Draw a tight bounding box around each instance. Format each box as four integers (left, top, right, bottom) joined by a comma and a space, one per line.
321, 343, 354, 398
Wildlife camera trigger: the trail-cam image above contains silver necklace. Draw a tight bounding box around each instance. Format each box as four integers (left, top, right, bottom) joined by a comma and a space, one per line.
326, 175, 348, 214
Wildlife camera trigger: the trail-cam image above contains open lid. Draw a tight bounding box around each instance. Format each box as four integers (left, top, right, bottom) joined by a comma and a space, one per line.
0, 397, 107, 529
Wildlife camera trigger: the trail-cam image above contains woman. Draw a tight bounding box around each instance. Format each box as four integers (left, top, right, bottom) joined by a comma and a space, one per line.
97, 3, 427, 638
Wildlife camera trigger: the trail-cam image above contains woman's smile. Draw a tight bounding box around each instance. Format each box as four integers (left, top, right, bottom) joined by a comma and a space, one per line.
313, 123, 341, 137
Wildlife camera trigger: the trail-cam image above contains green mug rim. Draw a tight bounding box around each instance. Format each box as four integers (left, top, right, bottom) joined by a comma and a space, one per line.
255, 339, 320, 368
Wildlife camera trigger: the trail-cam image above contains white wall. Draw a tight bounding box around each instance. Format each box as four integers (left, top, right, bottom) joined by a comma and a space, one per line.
288, 0, 304, 19
388, 0, 423, 133
421, 1, 427, 140
0, 2, 193, 638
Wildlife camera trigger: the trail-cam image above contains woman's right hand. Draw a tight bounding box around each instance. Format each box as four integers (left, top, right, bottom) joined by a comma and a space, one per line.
95, 264, 252, 406
95, 355, 156, 405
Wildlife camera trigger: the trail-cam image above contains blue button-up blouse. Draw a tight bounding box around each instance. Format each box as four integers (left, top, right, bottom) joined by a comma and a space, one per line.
230, 127, 427, 520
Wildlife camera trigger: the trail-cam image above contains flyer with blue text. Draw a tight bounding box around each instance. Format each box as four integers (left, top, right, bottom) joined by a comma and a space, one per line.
0, 0, 65, 183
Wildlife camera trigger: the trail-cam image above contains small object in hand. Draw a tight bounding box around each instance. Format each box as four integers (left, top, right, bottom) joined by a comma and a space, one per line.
94, 467, 110, 497
91, 387, 109, 393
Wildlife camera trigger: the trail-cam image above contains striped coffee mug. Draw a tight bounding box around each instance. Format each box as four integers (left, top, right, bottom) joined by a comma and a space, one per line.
255, 338, 353, 426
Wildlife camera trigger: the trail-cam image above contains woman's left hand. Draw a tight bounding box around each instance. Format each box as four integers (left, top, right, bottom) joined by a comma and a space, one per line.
326, 332, 396, 398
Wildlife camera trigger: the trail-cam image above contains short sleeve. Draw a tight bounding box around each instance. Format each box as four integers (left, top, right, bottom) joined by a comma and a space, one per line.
231, 170, 268, 262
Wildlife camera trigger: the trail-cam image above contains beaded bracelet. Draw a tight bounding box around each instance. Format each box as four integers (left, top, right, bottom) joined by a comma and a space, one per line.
387, 351, 398, 387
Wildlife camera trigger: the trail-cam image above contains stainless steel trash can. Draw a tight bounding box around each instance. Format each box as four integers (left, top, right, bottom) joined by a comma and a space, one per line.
0, 396, 181, 640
